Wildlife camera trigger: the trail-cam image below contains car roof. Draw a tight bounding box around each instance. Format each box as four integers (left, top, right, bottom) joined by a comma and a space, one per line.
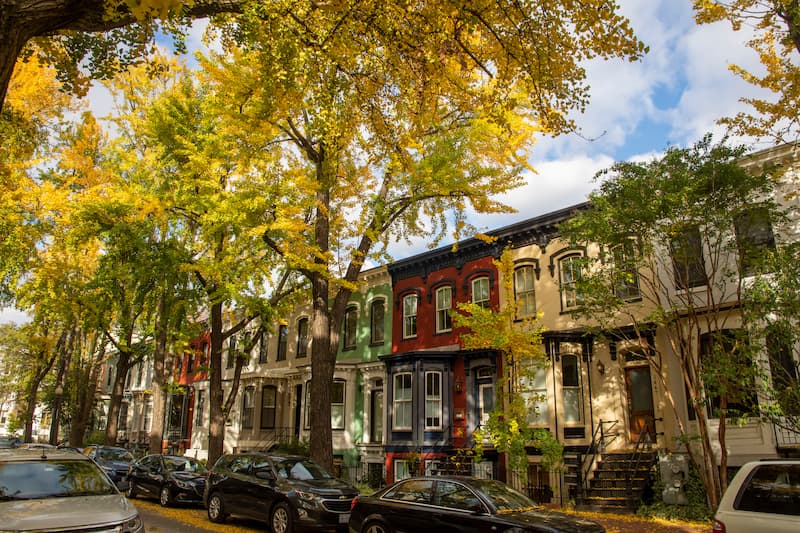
0, 448, 90, 462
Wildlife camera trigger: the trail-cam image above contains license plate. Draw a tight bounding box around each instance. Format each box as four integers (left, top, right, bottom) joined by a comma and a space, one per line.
338, 513, 350, 524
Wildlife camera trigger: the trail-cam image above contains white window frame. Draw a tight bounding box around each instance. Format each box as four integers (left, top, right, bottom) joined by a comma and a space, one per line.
331, 379, 346, 430
514, 265, 536, 318
479, 383, 494, 426
559, 255, 584, 310
472, 277, 490, 308
242, 386, 255, 429
393, 373, 413, 430
394, 459, 410, 481
520, 366, 548, 426
435, 286, 453, 333
402, 294, 418, 339
425, 371, 442, 430
561, 354, 583, 424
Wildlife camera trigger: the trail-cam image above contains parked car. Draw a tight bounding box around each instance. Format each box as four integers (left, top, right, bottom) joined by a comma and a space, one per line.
0, 448, 144, 532
712, 459, 800, 533
349, 476, 606, 533
126, 453, 207, 507
84, 444, 135, 490
204, 452, 359, 533
0, 435, 21, 449
17, 442, 56, 450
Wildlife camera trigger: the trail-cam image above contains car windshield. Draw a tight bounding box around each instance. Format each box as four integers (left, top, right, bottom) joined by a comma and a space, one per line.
0, 460, 117, 500
471, 479, 538, 513
97, 448, 134, 462
164, 456, 206, 474
274, 458, 333, 481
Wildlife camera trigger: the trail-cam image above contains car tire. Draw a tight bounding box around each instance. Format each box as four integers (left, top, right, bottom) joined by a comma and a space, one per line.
363, 521, 392, 533
126, 481, 137, 499
159, 485, 174, 507
271, 502, 293, 533
207, 492, 228, 523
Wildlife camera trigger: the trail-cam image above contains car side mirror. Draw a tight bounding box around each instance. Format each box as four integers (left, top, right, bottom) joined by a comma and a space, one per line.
467, 501, 484, 514
255, 469, 276, 481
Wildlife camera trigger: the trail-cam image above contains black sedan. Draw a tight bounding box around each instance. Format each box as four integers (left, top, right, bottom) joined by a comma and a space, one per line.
349, 476, 605, 533
126, 453, 207, 507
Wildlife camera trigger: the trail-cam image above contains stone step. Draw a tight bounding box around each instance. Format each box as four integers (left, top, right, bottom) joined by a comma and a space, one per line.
589, 477, 647, 489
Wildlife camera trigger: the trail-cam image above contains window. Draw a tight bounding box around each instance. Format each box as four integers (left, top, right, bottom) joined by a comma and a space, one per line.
402, 294, 417, 339
343, 307, 357, 349
437, 480, 481, 510
562, 354, 582, 423
670, 226, 706, 289
118, 402, 128, 431
227, 335, 236, 369
559, 255, 584, 310
471, 277, 490, 308
479, 383, 494, 426
392, 460, 412, 482
260, 385, 276, 429
242, 386, 254, 429
186, 350, 194, 374
700, 330, 757, 418
259, 333, 268, 363
612, 241, 640, 300
435, 286, 453, 333
370, 299, 385, 344
521, 366, 548, 425
195, 390, 205, 426
142, 398, 153, 432
331, 380, 345, 429
277, 324, 288, 361
734, 207, 776, 276
393, 373, 413, 430
296, 318, 309, 358
304, 381, 311, 429
767, 329, 800, 416
384, 478, 434, 500
425, 371, 442, 429
735, 463, 800, 515
514, 266, 536, 318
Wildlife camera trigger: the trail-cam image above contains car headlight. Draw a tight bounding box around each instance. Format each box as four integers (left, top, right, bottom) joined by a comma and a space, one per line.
123, 513, 144, 532
294, 490, 322, 507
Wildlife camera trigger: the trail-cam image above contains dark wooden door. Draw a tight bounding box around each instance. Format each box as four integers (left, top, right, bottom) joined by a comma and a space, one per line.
625, 366, 655, 442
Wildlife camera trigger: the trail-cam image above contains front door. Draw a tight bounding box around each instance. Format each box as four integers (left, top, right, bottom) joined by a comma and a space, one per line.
625, 366, 655, 442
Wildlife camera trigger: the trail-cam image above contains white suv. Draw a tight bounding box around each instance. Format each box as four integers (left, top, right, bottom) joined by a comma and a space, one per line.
712, 459, 800, 533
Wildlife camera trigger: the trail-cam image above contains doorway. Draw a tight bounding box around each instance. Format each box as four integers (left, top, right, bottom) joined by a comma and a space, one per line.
625, 366, 655, 442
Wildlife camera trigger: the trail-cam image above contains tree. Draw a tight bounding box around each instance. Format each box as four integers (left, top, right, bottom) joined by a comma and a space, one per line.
205, 0, 645, 470
0, 0, 244, 109
559, 135, 785, 509
693, 1, 800, 141
452, 248, 562, 480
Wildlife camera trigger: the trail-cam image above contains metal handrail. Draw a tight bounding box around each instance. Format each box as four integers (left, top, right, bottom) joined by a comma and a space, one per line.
254, 426, 293, 452
625, 416, 659, 506
580, 419, 619, 498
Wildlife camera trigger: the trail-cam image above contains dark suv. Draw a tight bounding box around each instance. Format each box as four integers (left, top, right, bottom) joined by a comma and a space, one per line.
204, 452, 358, 533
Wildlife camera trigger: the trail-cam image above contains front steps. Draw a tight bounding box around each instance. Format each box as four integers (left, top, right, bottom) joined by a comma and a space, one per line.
577, 450, 657, 512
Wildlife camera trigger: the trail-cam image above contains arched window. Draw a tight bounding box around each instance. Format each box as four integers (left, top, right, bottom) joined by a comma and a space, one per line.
471, 277, 490, 308
559, 255, 584, 310
296, 318, 309, 358
343, 306, 358, 349
370, 299, 385, 344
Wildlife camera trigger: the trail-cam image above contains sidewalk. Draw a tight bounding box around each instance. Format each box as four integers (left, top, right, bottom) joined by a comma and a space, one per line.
569, 510, 711, 533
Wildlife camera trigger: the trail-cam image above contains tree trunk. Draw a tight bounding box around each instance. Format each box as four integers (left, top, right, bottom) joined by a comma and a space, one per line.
71, 334, 104, 447
310, 269, 334, 471
23, 382, 40, 442
105, 350, 131, 445
207, 298, 225, 466
149, 292, 169, 454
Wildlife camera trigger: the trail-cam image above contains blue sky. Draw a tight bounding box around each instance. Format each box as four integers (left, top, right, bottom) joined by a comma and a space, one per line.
0, 0, 774, 324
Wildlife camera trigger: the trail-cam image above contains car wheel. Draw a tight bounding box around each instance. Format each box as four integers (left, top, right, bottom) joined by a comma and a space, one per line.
271, 502, 293, 533
207, 492, 228, 523
126, 481, 137, 499
159, 485, 174, 507
363, 521, 391, 533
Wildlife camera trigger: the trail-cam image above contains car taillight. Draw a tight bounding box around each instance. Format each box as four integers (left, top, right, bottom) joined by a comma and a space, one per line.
712, 519, 725, 533
350, 495, 358, 511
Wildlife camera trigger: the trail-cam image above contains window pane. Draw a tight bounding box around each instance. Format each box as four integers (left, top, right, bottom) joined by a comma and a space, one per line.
425, 372, 441, 428
344, 308, 357, 349
735, 464, 800, 515
277, 325, 288, 361
394, 374, 412, 429
261, 385, 276, 429
297, 319, 308, 357
472, 278, 490, 307
735, 207, 776, 276
514, 266, 536, 318
403, 295, 418, 338
332, 381, 345, 429
671, 227, 706, 289
435, 287, 452, 333
371, 300, 385, 343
